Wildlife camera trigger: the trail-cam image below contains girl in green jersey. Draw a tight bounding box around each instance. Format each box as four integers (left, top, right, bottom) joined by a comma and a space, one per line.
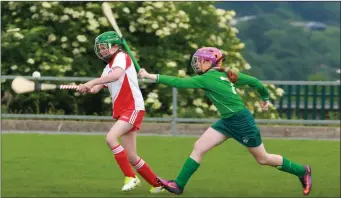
138, 47, 312, 196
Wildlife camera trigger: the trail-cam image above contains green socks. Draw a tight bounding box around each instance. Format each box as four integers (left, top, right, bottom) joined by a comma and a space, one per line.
174, 156, 305, 190
175, 157, 200, 189
276, 157, 306, 177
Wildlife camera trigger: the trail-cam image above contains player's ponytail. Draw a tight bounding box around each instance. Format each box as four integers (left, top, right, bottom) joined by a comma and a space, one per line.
225, 68, 239, 83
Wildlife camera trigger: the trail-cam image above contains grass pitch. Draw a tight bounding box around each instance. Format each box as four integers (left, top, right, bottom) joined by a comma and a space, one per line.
2, 133, 340, 197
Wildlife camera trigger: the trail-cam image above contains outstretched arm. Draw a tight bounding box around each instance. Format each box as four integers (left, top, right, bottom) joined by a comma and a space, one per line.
234, 72, 270, 101
139, 68, 205, 89
233, 72, 270, 110
157, 75, 205, 89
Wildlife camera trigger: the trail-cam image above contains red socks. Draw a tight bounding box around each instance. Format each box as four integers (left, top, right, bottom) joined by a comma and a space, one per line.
133, 158, 159, 187
111, 145, 135, 178
111, 144, 159, 187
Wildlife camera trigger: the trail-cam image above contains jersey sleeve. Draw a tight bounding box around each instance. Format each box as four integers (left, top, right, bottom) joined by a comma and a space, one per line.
101, 68, 108, 88
110, 52, 127, 70
235, 72, 270, 101
156, 74, 206, 89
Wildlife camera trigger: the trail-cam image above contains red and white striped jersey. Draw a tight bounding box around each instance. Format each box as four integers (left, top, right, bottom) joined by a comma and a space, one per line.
101, 52, 145, 117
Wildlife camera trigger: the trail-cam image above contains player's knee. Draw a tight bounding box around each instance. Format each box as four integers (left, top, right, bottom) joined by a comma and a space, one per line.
255, 155, 269, 165
256, 158, 268, 165
193, 140, 207, 155
105, 133, 118, 146
105, 134, 112, 144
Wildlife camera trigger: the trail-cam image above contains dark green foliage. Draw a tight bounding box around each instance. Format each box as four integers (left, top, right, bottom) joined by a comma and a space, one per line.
216, 2, 340, 81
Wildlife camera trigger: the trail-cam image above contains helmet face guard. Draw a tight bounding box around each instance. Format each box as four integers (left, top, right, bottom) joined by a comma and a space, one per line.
191, 55, 201, 74
94, 31, 123, 62
94, 42, 119, 61
191, 47, 224, 74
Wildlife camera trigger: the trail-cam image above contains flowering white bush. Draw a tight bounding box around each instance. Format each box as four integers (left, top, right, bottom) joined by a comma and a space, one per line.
1, 2, 282, 118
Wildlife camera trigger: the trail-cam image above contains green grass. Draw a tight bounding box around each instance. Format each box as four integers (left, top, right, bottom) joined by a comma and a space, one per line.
2, 133, 340, 197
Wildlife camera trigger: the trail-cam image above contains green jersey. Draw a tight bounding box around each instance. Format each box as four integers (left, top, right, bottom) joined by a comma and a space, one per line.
156, 69, 269, 118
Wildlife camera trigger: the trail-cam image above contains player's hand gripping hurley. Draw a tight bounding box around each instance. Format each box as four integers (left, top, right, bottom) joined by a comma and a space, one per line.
102, 2, 141, 72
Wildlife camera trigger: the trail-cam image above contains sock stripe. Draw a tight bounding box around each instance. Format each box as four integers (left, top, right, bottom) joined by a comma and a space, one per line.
134, 159, 144, 169
135, 161, 145, 169
112, 145, 124, 154
134, 159, 145, 169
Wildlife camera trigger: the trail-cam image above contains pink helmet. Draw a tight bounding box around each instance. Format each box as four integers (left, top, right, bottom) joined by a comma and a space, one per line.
191, 47, 224, 74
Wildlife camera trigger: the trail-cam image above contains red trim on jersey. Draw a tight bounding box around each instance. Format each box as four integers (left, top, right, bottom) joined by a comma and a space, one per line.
112, 74, 135, 117
109, 52, 131, 70
108, 52, 119, 69
125, 54, 132, 70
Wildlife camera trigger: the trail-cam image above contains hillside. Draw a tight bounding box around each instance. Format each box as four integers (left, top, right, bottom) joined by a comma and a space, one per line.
215, 2, 340, 81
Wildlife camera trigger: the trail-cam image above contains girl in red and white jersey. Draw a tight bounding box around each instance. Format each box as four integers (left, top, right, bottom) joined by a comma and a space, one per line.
77, 31, 163, 193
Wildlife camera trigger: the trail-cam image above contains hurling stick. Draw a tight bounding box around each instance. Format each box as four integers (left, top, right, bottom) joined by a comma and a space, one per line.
101, 2, 141, 72
11, 76, 79, 94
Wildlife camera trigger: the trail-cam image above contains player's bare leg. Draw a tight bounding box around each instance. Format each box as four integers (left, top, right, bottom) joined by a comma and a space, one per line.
106, 120, 140, 191
189, 127, 229, 162
120, 131, 139, 164
248, 143, 312, 195
157, 127, 228, 195
121, 131, 165, 193
247, 143, 283, 165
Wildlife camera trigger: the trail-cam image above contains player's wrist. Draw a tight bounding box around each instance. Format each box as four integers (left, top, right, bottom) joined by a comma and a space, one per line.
156, 74, 159, 82
146, 74, 158, 81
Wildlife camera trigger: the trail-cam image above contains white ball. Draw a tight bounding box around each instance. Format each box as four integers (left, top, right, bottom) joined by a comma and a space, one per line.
32, 71, 41, 78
